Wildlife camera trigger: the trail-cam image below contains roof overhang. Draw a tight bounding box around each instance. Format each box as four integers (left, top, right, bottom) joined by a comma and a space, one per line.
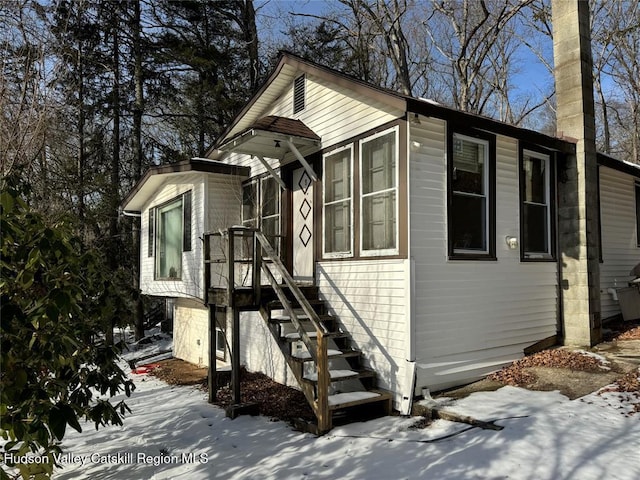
206, 52, 405, 157
597, 152, 640, 178
406, 98, 577, 155
121, 159, 250, 213
217, 115, 321, 162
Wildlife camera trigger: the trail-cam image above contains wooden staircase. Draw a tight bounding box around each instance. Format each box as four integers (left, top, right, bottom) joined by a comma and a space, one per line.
203, 227, 392, 434
259, 286, 393, 433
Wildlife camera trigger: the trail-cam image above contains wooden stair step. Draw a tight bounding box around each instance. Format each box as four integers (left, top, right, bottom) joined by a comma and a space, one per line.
327, 390, 391, 410
271, 314, 310, 323
283, 331, 318, 340
290, 349, 361, 362
302, 369, 375, 383
267, 299, 324, 310
282, 331, 348, 342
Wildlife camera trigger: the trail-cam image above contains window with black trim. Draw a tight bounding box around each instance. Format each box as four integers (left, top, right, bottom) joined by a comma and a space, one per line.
448, 129, 496, 259
323, 146, 353, 256
360, 128, 398, 255
521, 149, 555, 260
636, 182, 640, 247
151, 190, 192, 279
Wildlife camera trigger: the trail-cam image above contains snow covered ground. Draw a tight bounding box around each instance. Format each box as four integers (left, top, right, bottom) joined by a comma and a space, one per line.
47, 333, 640, 480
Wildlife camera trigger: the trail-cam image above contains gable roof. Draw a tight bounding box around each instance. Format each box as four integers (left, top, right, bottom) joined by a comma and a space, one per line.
207, 51, 576, 158
121, 159, 249, 212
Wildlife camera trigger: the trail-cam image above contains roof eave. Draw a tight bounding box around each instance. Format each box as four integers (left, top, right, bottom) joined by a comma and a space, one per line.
121, 159, 250, 212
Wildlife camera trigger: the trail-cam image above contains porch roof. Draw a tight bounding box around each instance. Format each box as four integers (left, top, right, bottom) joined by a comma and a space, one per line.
217, 115, 321, 160
121, 159, 249, 213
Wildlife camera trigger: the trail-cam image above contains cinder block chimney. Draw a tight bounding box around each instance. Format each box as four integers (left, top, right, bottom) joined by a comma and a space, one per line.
552, 0, 601, 346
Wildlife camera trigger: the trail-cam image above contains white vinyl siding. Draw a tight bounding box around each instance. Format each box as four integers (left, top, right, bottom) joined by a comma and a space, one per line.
317, 259, 409, 407
599, 166, 640, 318
267, 73, 403, 151
140, 175, 203, 299
410, 118, 558, 392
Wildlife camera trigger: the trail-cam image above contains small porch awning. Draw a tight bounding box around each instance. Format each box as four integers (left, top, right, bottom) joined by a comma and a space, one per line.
217, 116, 322, 182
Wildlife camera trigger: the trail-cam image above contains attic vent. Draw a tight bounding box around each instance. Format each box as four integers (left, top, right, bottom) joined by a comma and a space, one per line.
293, 74, 305, 114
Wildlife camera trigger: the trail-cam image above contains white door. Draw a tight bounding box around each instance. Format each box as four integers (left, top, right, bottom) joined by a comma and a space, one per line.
292, 167, 314, 283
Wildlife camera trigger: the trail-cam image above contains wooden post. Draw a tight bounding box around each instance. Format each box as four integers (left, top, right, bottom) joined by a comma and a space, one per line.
316, 331, 331, 433
203, 234, 211, 296
208, 305, 217, 403
253, 230, 262, 305
231, 307, 241, 405
228, 229, 235, 307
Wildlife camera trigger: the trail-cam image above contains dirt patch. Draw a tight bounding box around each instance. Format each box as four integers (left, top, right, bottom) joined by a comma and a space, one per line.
148, 359, 315, 424
213, 368, 315, 423
149, 358, 209, 386
484, 349, 622, 400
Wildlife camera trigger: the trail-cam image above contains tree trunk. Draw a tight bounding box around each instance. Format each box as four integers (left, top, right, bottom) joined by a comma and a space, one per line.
132, 0, 145, 341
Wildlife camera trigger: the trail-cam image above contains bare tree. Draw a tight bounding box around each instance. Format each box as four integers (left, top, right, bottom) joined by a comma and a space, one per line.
591, 0, 640, 162
424, 0, 536, 119
0, 1, 53, 176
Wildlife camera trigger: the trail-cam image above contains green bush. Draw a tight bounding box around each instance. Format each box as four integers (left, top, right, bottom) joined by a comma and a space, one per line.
0, 176, 135, 480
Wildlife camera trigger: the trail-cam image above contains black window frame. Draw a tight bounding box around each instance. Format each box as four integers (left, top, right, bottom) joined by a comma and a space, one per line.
636, 181, 640, 248
519, 144, 556, 262
447, 125, 497, 261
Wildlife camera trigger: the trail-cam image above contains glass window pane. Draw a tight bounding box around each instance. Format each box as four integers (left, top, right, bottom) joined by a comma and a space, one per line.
325, 150, 350, 203
524, 204, 548, 253
524, 157, 546, 204
262, 216, 280, 253
216, 328, 225, 354
157, 199, 182, 278
262, 177, 279, 217
242, 182, 256, 223
362, 132, 395, 195
363, 191, 396, 250
453, 135, 485, 195
452, 194, 486, 251
325, 201, 351, 253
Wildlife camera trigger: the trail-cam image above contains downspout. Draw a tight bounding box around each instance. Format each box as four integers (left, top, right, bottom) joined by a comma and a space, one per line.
401, 115, 417, 416
121, 209, 142, 218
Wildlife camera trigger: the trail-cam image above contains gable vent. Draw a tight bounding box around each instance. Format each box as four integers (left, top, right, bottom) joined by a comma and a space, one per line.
293, 74, 305, 114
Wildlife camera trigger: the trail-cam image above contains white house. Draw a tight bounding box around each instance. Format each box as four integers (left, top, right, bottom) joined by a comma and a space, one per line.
122, 52, 640, 432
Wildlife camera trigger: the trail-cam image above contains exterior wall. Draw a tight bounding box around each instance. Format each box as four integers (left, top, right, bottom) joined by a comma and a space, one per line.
317, 259, 410, 408
599, 166, 640, 318
268, 73, 402, 150
140, 172, 244, 299
239, 311, 299, 389
409, 118, 558, 392
173, 298, 209, 367
140, 174, 205, 299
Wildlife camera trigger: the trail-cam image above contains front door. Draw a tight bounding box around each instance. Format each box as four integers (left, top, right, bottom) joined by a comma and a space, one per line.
292, 167, 314, 283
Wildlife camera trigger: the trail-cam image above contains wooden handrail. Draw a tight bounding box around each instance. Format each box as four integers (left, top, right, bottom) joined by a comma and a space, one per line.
254, 231, 331, 431
203, 227, 332, 431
